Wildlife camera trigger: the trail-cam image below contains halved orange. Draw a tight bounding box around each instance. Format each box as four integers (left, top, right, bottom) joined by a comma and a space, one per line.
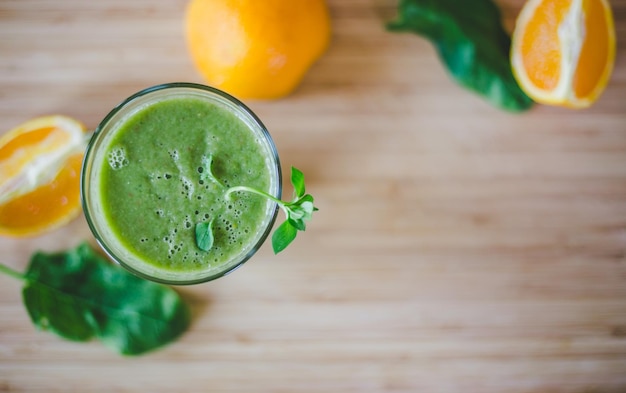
511, 0, 616, 108
0, 115, 88, 237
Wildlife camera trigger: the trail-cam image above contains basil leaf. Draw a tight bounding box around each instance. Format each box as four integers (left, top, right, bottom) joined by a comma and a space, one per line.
387, 0, 534, 112
22, 243, 191, 355
291, 166, 306, 198
195, 220, 215, 251
288, 216, 307, 231
272, 220, 298, 254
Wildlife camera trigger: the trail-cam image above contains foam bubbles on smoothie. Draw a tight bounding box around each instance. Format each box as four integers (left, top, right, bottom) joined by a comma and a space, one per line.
131, 158, 264, 271
183, 214, 193, 229
108, 147, 129, 170
163, 227, 184, 260
141, 202, 257, 269
215, 215, 249, 250
180, 176, 194, 199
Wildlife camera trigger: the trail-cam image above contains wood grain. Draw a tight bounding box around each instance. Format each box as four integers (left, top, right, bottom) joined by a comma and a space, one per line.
1, 0, 626, 392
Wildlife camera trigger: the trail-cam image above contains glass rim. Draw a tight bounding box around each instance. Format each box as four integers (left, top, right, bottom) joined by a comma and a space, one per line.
81, 82, 282, 285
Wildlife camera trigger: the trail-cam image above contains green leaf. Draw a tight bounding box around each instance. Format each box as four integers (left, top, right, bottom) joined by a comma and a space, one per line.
291, 167, 306, 198
195, 220, 215, 251
387, 0, 534, 112
22, 243, 191, 355
287, 216, 307, 231
201, 154, 225, 188
299, 200, 316, 216
272, 220, 298, 254
23, 284, 94, 342
286, 198, 316, 231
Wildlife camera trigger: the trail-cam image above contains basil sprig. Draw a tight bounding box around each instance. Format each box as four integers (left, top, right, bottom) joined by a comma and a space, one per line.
225, 166, 318, 254
197, 156, 318, 254
387, 0, 534, 112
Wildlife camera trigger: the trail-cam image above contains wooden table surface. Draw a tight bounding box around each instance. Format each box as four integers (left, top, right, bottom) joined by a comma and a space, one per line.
1, 0, 626, 392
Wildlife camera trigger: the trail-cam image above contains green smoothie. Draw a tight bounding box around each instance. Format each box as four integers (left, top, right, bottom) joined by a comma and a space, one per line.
82, 84, 281, 284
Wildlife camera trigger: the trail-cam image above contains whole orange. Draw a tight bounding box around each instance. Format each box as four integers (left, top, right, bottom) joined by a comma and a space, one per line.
185, 0, 331, 100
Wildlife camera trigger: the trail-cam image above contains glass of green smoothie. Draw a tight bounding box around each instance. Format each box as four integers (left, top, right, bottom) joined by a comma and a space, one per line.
81, 82, 282, 285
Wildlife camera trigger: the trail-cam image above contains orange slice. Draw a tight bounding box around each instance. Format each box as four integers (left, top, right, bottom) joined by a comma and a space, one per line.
510, 0, 616, 108
0, 115, 88, 237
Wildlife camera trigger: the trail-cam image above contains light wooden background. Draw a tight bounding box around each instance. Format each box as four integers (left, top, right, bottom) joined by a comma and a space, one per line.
1, 0, 626, 392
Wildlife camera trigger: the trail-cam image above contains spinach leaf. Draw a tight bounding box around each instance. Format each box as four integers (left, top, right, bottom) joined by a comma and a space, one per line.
387, 0, 534, 112
19, 242, 191, 355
